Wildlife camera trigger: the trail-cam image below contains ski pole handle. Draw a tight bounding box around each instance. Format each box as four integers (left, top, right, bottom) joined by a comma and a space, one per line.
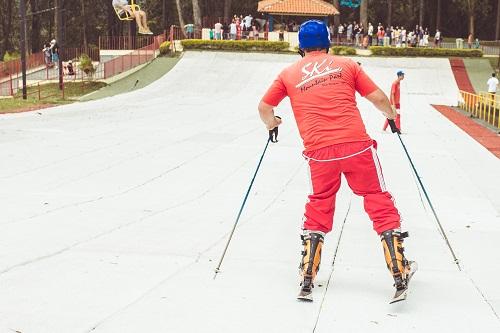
269, 116, 281, 143
388, 119, 401, 134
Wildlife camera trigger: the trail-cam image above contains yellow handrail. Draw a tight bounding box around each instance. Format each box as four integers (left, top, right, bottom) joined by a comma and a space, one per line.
458, 90, 500, 129
114, 0, 140, 21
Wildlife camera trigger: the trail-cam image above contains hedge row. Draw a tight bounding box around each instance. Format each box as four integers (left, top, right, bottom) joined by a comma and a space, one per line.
176, 40, 484, 58
369, 46, 483, 57
180, 39, 290, 52
478, 41, 499, 47
159, 41, 172, 55
330, 46, 356, 55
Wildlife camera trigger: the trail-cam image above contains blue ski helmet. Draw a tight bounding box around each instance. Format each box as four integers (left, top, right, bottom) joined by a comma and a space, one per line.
298, 20, 330, 50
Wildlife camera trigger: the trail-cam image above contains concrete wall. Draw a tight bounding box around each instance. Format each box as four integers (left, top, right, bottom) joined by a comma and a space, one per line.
99, 50, 134, 63
268, 32, 299, 48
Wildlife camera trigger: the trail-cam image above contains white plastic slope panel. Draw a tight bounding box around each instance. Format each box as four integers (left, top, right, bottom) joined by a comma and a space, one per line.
355, 57, 461, 106
0, 52, 499, 332
0, 51, 299, 332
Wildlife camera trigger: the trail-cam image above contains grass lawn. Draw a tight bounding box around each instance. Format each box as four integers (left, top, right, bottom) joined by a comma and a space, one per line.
81, 56, 180, 101
0, 81, 106, 114
486, 56, 500, 71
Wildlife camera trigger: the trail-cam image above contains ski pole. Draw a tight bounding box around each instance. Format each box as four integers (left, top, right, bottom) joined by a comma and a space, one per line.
394, 131, 461, 270
213, 122, 280, 279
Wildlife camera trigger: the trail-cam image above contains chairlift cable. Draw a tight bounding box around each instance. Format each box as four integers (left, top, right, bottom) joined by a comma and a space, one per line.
25, 6, 60, 17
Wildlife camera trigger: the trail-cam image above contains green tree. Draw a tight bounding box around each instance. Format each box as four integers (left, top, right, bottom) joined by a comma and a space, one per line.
496, 0, 500, 39
0, 0, 16, 59
360, 0, 368, 29
453, 0, 492, 37
387, 0, 392, 27
192, 0, 202, 28
419, 0, 424, 27
175, 0, 187, 36
224, 0, 232, 21
437, 0, 441, 29
333, 0, 340, 26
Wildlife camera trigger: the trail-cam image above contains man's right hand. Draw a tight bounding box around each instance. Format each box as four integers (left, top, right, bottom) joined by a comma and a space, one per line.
391, 105, 398, 117
387, 119, 401, 134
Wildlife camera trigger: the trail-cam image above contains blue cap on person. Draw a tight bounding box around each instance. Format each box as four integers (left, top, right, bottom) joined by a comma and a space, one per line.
397, 70, 405, 76
298, 20, 330, 50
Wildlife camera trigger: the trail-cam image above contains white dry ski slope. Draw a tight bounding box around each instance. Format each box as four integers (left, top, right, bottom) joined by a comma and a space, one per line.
0, 52, 499, 333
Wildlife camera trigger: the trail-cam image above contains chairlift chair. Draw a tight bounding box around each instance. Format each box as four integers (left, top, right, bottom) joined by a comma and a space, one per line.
114, 0, 141, 21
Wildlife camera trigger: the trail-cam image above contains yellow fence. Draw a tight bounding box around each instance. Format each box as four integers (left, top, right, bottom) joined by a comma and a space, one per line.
458, 90, 500, 129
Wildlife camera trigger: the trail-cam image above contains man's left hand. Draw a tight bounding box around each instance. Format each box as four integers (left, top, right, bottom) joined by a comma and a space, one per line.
266, 116, 282, 131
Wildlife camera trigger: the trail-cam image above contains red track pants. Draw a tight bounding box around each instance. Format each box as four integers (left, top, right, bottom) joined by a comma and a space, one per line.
302, 140, 401, 235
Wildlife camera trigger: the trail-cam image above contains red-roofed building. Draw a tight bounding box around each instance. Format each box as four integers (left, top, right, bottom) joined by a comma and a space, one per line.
258, 0, 339, 34
258, 0, 340, 17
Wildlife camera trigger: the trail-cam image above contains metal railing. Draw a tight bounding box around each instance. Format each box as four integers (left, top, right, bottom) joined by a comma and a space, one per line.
61, 47, 100, 62
458, 90, 500, 129
0, 52, 45, 80
1, 61, 109, 101
169, 25, 202, 41
0, 74, 15, 96
10, 67, 65, 100
103, 34, 165, 79
99, 35, 159, 50
0, 47, 99, 84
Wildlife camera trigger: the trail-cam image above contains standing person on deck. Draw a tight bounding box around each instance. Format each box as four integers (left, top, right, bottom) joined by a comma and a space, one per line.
383, 71, 404, 132
487, 72, 499, 98
258, 20, 416, 302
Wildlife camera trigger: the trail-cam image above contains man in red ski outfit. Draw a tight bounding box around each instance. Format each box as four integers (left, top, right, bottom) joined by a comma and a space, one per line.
383, 70, 404, 132
258, 20, 415, 302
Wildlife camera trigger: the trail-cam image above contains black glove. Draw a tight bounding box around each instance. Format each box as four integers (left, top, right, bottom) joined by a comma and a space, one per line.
269, 116, 281, 143
388, 119, 401, 134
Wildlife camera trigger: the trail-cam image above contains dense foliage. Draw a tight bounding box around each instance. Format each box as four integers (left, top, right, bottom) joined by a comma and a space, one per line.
159, 41, 172, 55
78, 54, 96, 75
369, 46, 484, 57
181, 39, 290, 52
330, 46, 357, 55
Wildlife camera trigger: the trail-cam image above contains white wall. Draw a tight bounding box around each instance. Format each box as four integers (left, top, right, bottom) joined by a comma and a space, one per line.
268, 32, 299, 48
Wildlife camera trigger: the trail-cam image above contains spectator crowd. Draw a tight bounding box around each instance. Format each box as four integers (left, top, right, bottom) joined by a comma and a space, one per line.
183, 14, 266, 41
189, 16, 484, 50
214, 14, 264, 40
330, 22, 443, 48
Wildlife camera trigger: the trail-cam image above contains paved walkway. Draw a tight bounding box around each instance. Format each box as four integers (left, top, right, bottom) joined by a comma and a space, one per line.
463, 58, 495, 94
433, 105, 500, 158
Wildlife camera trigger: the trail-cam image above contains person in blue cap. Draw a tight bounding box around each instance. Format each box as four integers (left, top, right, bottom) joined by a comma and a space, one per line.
258, 20, 415, 302
383, 70, 404, 132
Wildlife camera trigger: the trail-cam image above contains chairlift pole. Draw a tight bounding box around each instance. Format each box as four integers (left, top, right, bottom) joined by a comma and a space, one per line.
19, 0, 28, 100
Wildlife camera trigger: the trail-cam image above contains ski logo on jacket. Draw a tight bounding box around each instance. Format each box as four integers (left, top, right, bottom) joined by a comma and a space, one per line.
296, 59, 343, 88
